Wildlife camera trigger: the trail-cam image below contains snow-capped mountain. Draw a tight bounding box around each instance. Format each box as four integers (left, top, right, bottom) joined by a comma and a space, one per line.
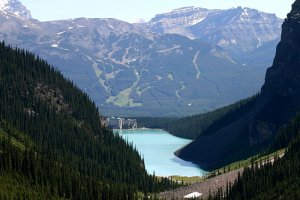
147, 6, 216, 39
0, 0, 31, 19
147, 6, 282, 53
0, 2, 283, 116
189, 7, 282, 53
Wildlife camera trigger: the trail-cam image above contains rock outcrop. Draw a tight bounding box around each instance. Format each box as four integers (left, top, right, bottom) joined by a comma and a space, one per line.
262, 1, 300, 97
249, 0, 300, 145
178, 0, 300, 170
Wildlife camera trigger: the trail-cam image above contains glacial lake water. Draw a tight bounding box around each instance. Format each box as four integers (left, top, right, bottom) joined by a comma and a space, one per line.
114, 129, 206, 177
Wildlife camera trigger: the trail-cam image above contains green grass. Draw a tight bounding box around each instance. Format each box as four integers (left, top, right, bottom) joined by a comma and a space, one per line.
169, 176, 203, 184
161, 148, 286, 186
107, 88, 142, 107
105, 68, 143, 107
210, 148, 286, 175
0, 128, 27, 151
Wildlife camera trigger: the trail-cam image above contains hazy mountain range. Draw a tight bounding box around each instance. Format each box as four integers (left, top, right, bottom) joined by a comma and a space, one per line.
0, 0, 283, 116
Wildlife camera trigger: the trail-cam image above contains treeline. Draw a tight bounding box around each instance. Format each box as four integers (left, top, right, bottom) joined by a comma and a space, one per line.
0, 42, 177, 199
0, 135, 137, 199
210, 113, 300, 200
137, 95, 258, 139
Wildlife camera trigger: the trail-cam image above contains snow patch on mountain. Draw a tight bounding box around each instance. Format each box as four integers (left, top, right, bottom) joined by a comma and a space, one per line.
108, 24, 119, 31
133, 18, 146, 24
0, 0, 9, 10
0, 0, 32, 19
57, 31, 66, 35
187, 17, 205, 25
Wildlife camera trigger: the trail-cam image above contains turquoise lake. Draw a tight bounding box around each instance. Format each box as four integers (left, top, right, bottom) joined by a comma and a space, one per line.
114, 129, 206, 177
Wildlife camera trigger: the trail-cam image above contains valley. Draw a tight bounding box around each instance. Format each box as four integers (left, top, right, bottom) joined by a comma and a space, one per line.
0, 0, 300, 199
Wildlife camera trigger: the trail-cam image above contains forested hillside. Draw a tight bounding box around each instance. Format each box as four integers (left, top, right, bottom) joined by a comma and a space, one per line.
211, 113, 300, 199
138, 95, 258, 139
0, 42, 176, 199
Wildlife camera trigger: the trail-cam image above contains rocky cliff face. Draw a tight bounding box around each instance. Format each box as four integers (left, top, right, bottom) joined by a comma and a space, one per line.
249, 0, 300, 145
148, 6, 283, 54
178, 0, 300, 170
262, 1, 300, 97
147, 7, 215, 38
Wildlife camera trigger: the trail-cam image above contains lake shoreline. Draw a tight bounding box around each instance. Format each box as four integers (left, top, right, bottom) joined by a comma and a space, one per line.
113, 128, 164, 131
114, 129, 207, 177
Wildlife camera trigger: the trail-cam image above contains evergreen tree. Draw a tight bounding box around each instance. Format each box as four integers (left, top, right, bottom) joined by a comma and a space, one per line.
0, 42, 177, 199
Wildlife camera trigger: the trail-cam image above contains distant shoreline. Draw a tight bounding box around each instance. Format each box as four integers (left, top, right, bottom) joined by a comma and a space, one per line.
113, 128, 164, 131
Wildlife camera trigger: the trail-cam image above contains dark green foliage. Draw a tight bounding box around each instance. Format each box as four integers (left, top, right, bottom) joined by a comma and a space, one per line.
210, 113, 300, 200
0, 172, 63, 200
0, 42, 177, 199
271, 114, 300, 151
137, 95, 258, 139
195, 95, 258, 138
0, 142, 139, 199
136, 117, 177, 130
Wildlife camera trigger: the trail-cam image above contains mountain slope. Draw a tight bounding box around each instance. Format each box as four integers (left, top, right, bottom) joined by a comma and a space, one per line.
0, 42, 176, 198
137, 95, 258, 140
0, 2, 282, 116
177, 1, 300, 170
147, 6, 282, 52
0, 0, 31, 19
216, 113, 300, 199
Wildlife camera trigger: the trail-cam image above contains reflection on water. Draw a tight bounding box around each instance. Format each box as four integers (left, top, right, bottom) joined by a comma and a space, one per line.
114, 129, 206, 177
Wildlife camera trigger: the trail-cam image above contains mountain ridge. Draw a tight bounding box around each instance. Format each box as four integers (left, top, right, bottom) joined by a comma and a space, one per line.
0, 1, 282, 116
147, 6, 282, 52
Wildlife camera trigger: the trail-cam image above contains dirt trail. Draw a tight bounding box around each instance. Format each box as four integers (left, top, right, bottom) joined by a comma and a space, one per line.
159, 168, 243, 199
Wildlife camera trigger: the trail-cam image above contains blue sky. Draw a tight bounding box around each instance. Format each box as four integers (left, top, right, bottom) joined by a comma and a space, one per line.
20, 0, 295, 22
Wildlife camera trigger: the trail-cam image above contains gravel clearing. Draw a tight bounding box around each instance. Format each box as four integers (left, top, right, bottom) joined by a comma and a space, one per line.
159, 168, 244, 199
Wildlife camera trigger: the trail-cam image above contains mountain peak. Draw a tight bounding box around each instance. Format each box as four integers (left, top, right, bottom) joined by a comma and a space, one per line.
0, 0, 32, 19
132, 18, 146, 24
171, 6, 195, 12
0, 0, 9, 10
